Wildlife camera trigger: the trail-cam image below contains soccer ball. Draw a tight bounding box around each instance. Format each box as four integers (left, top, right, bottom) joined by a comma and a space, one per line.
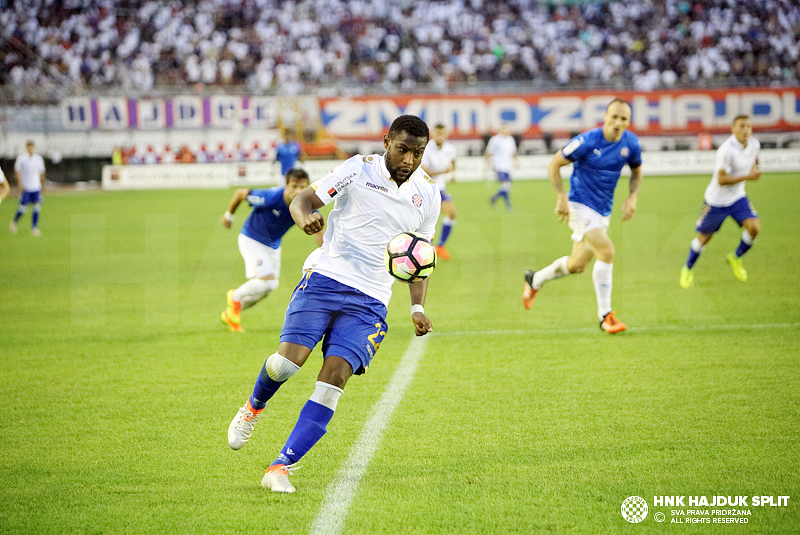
385, 231, 437, 283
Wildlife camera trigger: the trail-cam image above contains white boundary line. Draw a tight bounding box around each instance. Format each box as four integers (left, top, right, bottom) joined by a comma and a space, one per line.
431, 322, 800, 337
310, 335, 428, 535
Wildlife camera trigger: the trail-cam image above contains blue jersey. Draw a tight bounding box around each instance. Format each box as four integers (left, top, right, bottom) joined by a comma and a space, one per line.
275, 141, 302, 176
240, 187, 295, 249
561, 128, 642, 216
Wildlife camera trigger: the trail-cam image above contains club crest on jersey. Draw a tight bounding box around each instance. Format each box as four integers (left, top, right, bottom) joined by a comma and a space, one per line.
411, 194, 423, 208
620, 147, 629, 157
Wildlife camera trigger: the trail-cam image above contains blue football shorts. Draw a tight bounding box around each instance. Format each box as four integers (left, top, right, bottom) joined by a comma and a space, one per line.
496, 171, 511, 182
439, 189, 453, 203
695, 196, 758, 234
19, 191, 43, 205
280, 271, 388, 375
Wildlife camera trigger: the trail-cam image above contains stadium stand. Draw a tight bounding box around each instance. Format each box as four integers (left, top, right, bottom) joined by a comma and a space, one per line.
1, 0, 799, 97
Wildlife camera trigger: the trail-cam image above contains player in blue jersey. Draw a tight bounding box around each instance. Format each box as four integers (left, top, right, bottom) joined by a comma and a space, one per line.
226, 115, 439, 493
680, 115, 761, 288
522, 98, 643, 333
220, 168, 322, 332
274, 129, 306, 177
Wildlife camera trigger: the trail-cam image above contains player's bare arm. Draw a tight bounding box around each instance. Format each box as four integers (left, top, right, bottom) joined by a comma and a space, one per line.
621, 165, 643, 221
290, 187, 325, 235
717, 166, 762, 186
221, 188, 249, 228
548, 151, 571, 222
409, 277, 433, 336
0, 179, 9, 201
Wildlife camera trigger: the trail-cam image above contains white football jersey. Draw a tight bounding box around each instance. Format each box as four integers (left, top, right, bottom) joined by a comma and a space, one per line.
704, 135, 760, 207
14, 152, 45, 192
486, 134, 517, 173
0, 168, 5, 183
306, 153, 440, 306
421, 140, 457, 191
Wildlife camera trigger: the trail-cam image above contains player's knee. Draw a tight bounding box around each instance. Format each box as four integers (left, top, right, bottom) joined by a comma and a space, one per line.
746, 221, 760, 238
264, 353, 300, 382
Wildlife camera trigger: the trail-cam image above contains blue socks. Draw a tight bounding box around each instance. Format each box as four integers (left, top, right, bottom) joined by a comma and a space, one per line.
275, 400, 334, 465
438, 219, 452, 246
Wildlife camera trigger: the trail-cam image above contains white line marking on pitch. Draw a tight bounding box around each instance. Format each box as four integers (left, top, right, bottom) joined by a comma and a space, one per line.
310, 335, 428, 535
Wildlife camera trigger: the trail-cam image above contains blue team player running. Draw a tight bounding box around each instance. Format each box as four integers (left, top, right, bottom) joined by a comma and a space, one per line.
226, 115, 440, 493
522, 98, 643, 334
220, 168, 321, 332
680, 114, 761, 288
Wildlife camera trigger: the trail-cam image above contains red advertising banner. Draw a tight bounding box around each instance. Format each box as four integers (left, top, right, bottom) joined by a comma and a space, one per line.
318, 88, 800, 139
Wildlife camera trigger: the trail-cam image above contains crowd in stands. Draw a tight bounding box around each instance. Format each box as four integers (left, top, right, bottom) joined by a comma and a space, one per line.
2, 0, 799, 95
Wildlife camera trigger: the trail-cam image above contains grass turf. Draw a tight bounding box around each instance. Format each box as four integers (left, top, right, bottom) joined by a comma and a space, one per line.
0, 173, 798, 534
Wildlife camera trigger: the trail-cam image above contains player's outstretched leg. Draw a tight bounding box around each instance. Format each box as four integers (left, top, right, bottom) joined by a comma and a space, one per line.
522, 257, 570, 309
228, 353, 300, 449
261, 381, 343, 493
522, 270, 539, 309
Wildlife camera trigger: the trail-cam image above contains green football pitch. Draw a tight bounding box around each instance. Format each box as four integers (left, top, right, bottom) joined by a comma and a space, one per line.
1, 174, 798, 534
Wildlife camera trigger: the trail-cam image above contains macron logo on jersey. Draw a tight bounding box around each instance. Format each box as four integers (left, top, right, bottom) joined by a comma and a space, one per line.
366, 181, 389, 193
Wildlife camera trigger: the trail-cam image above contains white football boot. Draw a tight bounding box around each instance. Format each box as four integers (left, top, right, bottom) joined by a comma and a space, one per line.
261, 463, 300, 493
227, 403, 262, 450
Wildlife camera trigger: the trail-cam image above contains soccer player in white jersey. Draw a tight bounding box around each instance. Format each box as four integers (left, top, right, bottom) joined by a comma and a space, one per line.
227, 115, 440, 493
10, 141, 46, 237
421, 123, 458, 260
522, 99, 643, 334
219, 168, 322, 332
680, 115, 761, 288
485, 124, 518, 210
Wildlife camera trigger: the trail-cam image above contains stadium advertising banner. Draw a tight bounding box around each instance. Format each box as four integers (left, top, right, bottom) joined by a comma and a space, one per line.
65, 88, 800, 137
62, 96, 282, 130
318, 88, 800, 138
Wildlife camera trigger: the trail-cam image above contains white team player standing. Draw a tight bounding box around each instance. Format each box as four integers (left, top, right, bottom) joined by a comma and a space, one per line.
485, 125, 518, 210
10, 141, 46, 236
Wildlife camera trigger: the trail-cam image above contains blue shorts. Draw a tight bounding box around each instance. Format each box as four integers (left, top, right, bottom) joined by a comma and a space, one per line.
439, 189, 453, 203
496, 171, 511, 183
695, 197, 758, 234
19, 191, 43, 205
280, 272, 388, 375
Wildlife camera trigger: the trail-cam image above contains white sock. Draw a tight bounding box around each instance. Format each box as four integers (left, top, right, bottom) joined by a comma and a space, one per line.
691, 238, 704, 253
741, 230, 754, 245
593, 260, 613, 321
265, 353, 301, 381
309, 381, 344, 411
234, 278, 278, 310
532, 256, 570, 289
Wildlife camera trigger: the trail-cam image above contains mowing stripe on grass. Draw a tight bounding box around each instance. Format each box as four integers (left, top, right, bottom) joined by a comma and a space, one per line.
435, 322, 799, 337
309, 335, 428, 535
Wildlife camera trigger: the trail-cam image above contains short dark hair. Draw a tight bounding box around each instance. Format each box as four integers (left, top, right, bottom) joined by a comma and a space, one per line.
732, 114, 750, 124
388, 115, 429, 141
606, 98, 631, 111
433, 123, 446, 130
285, 167, 309, 183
